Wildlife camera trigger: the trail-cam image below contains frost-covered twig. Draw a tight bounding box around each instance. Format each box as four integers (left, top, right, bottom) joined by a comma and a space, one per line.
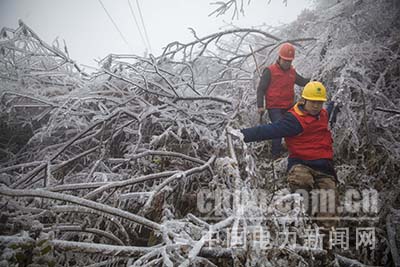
47, 182, 108, 192
0, 185, 161, 231
0, 161, 44, 174
17, 20, 86, 76
1, 91, 57, 107
51, 205, 130, 243
375, 107, 400, 115
84, 170, 178, 200
173, 95, 232, 105
141, 155, 216, 213
161, 28, 280, 60
102, 68, 174, 98
51, 240, 155, 257
44, 225, 125, 245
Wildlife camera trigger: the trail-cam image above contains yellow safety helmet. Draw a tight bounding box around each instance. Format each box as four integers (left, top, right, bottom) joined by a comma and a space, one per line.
302, 81, 327, 101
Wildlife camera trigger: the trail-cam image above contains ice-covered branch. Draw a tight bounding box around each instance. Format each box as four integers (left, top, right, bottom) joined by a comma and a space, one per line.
0, 185, 161, 231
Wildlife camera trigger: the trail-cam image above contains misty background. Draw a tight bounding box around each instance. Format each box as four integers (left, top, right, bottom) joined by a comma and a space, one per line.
0, 0, 313, 70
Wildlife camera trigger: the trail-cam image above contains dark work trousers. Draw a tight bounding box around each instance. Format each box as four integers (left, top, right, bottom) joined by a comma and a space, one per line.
267, 108, 287, 157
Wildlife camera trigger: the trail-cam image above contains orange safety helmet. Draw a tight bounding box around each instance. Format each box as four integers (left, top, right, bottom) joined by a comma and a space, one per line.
278, 43, 295, 61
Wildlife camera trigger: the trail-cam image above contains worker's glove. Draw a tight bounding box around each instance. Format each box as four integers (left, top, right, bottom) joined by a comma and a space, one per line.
226, 126, 244, 141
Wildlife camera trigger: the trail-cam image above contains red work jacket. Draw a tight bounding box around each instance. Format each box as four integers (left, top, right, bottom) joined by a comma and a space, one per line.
285, 104, 333, 160
265, 63, 296, 109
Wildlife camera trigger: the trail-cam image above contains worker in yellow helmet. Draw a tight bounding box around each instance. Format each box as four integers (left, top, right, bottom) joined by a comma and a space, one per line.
240, 81, 339, 266
244, 81, 334, 161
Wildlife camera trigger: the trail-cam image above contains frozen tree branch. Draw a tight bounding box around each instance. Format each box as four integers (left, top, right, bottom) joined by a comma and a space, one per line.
51, 205, 131, 243
0, 185, 161, 231
16, 20, 87, 76
83, 171, 179, 200
208, 0, 290, 19
141, 155, 216, 213
161, 28, 281, 61
375, 107, 400, 115
44, 225, 125, 245
125, 150, 206, 165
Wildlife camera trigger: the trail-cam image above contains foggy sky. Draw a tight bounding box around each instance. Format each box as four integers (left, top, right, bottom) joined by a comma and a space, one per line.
0, 0, 313, 70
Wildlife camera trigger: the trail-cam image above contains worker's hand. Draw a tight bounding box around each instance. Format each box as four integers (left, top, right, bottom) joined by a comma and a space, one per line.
257, 107, 265, 114
226, 126, 244, 140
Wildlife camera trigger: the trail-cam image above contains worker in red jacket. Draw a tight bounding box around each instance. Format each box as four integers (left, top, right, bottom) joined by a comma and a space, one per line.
243, 81, 339, 264
257, 43, 310, 159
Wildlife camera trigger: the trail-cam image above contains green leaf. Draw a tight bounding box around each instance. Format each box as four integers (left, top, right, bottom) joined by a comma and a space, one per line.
37, 239, 48, 247
41, 245, 52, 255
